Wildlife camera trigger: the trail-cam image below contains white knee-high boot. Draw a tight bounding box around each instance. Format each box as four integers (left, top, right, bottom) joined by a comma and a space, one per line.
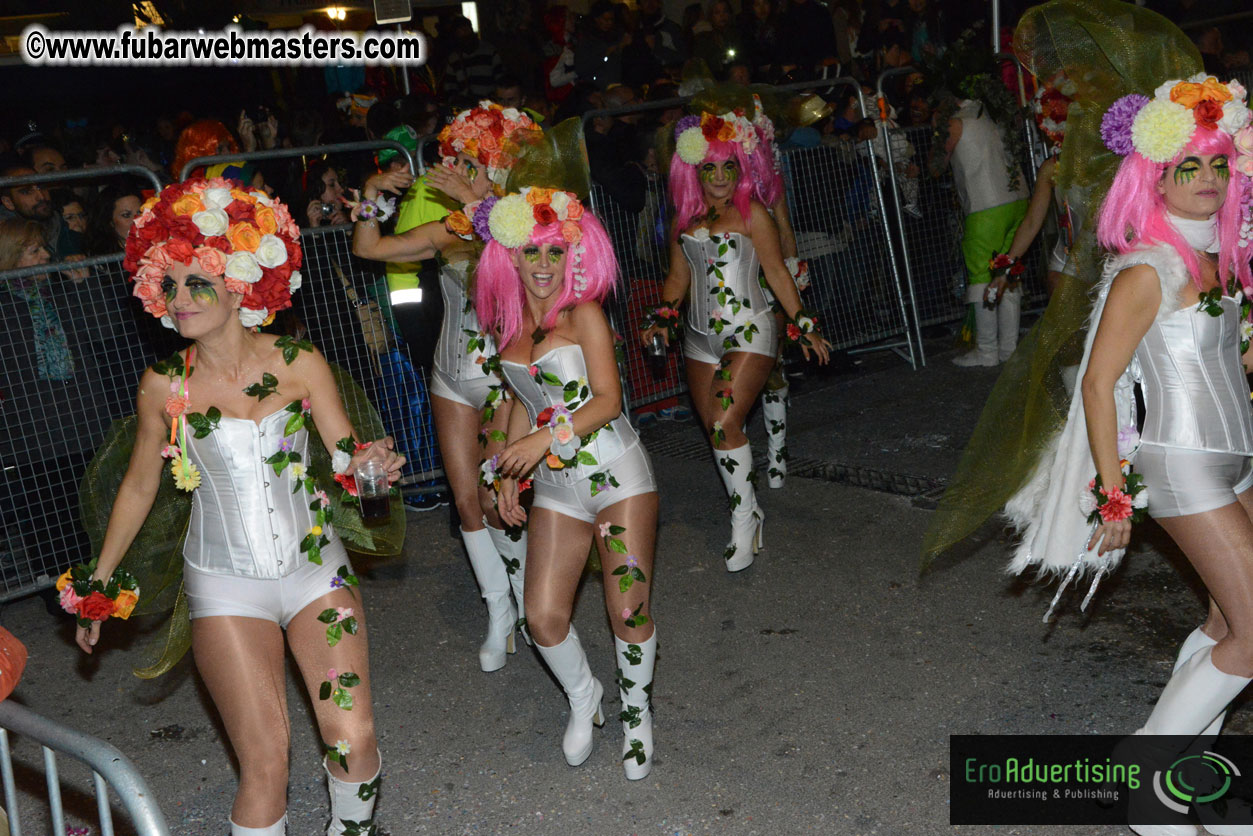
486, 524, 530, 645
712, 443, 763, 572
461, 527, 516, 672
953, 302, 998, 366
1172, 627, 1224, 740
535, 626, 605, 766
325, 756, 381, 836
231, 816, 286, 835
615, 631, 656, 780
762, 385, 789, 489
996, 286, 1022, 362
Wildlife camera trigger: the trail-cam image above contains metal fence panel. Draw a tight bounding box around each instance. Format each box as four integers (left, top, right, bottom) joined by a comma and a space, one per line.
0, 226, 442, 602
0, 700, 170, 836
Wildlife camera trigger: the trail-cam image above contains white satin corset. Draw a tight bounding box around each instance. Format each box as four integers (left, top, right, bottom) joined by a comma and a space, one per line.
1134, 296, 1253, 455
183, 408, 335, 579
500, 343, 639, 485
681, 232, 770, 338
435, 260, 498, 381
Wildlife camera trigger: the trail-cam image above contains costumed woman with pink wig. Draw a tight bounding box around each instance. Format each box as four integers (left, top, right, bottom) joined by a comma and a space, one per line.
476, 147, 661, 779
69, 179, 404, 835
641, 109, 829, 573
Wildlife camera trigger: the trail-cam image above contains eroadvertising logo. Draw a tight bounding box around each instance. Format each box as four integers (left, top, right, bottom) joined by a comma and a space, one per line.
949, 735, 1253, 827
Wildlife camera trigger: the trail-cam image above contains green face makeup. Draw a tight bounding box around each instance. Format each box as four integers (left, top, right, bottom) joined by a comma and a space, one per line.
1214, 155, 1230, 181
522, 245, 563, 265
1173, 157, 1201, 186
523, 246, 541, 264
161, 275, 219, 305
700, 160, 738, 184
465, 161, 479, 183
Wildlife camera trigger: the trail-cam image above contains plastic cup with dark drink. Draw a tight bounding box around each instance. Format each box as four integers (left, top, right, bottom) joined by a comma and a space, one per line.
355, 460, 391, 525
646, 332, 668, 376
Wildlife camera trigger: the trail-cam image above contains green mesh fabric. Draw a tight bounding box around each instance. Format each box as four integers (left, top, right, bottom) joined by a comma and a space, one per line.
505, 117, 591, 200
79, 363, 405, 678
920, 0, 1202, 568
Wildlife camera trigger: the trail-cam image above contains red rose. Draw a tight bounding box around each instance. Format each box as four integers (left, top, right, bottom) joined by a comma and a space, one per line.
1195, 100, 1224, 129
226, 201, 256, 224
285, 239, 303, 269
334, 472, 359, 496
702, 118, 722, 140
167, 215, 201, 246
533, 204, 558, 226
786, 323, 802, 341
536, 406, 555, 427
77, 591, 115, 622
138, 220, 166, 243
165, 238, 196, 264
203, 234, 232, 253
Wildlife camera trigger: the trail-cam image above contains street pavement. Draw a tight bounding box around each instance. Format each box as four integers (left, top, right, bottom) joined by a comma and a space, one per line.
4, 340, 1222, 835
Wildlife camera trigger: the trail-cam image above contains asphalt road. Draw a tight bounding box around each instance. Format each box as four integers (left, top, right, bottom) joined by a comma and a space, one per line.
4, 342, 1221, 836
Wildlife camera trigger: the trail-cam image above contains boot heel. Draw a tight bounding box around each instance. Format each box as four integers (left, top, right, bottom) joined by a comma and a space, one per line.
593, 700, 605, 727
506, 631, 516, 655
752, 510, 765, 554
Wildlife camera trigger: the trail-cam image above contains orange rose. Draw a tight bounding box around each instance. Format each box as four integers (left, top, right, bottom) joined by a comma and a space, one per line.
224, 277, 250, 295
546, 453, 565, 470
112, 588, 139, 620
1199, 76, 1232, 103
254, 205, 277, 235
526, 187, 556, 206
565, 200, 584, 221
227, 222, 261, 253
55, 570, 71, 591
561, 220, 582, 244
717, 123, 736, 143
1171, 77, 1233, 109
172, 193, 206, 216
134, 280, 162, 302
445, 211, 473, 238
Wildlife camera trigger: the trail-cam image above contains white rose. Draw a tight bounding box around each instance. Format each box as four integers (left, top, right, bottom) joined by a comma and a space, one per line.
550, 191, 571, 220
1078, 489, 1098, 515
192, 209, 229, 237
1229, 80, 1248, 102
501, 107, 522, 122
1154, 79, 1180, 100
691, 227, 711, 242
224, 251, 262, 284
254, 234, 288, 268
1242, 320, 1252, 342
1132, 489, 1149, 509
289, 270, 303, 292
1219, 100, 1252, 136
1188, 71, 1210, 83
238, 306, 268, 328
202, 187, 234, 210
251, 190, 273, 206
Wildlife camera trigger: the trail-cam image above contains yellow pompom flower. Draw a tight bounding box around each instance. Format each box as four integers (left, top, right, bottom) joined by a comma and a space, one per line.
172, 456, 202, 491
488, 193, 535, 249
676, 128, 709, 165
312, 525, 323, 537
1131, 99, 1197, 163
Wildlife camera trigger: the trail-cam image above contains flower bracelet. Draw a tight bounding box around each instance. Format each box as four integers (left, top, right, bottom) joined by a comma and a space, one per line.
784, 257, 811, 291
989, 252, 1026, 281
784, 309, 821, 344
57, 560, 140, 629
351, 195, 396, 223
1080, 471, 1149, 527
640, 301, 683, 342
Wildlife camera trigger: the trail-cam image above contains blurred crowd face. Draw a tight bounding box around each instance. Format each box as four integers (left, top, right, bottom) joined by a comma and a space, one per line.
752, 0, 773, 21
709, 1, 732, 31
111, 195, 142, 245
495, 83, 524, 110
593, 9, 615, 33
30, 147, 68, 174
2, 170, 53, 221
60, 200, 87, 234
18, 234, 49, 270
320, 168, 345, 204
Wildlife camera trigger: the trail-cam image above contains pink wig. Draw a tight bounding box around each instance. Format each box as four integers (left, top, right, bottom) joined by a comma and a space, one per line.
669, 138, 755, 237
748, 129, 784, 208
475, 211, 618, 349
1097, 127, 1252, 291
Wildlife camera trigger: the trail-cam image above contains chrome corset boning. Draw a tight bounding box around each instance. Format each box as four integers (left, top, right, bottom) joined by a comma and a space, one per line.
501, 344, 639, 485
681, 232, 769, 339
1134, 297, 1253, 454
183, 409, 334, 579
434, 260, 497, 381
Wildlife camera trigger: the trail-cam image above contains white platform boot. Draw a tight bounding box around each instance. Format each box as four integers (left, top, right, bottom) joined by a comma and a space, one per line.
462, 527, 516, 672
952, 302, 999, 366
762, 384, 789, 489
487, 524, 530, 645
535, 626, 605, 766
615, 631, 656, 780
325, 755, 381, 836
996, 286, 1022, 362
713, 443, 764, 572
1127, 646, 1251, 836
230, 816, 286, 835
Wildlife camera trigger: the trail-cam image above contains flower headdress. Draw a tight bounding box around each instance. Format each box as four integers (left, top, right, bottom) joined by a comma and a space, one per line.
1100, 74, 1251, 163
1033, 72, 1075, 151
438, 100, 539, 190
674, 110, 760, 165
470, 187, 589, 296
124, 178, 303, 330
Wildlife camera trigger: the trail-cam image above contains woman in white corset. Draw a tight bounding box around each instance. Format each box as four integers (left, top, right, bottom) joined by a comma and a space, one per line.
641, 110, 829, 572
1005, 75, 1253, 836
352, 102, 539, 672
78, 179, 404, 835
476, 185, 661, 780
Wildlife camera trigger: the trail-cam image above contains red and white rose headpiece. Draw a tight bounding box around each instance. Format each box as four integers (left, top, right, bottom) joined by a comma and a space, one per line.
124, 178, 303, 330
437, 100, 539, 190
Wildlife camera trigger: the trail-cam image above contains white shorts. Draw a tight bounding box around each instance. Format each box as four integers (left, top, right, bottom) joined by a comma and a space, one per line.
1135, 444, 1253, 519
429, 366, 496, 411
185, 543, 352, 628
533, 442, 657, 523
683, 309, 779, 365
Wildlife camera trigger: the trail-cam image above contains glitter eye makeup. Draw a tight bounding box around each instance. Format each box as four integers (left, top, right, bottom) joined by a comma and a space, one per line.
523, 246, 541, 263
465, 161, 479, 183
1173, 157, 1200, 185
189, 282, 219, 305
162, 278, 177, 303
1213, 155, 1230, 181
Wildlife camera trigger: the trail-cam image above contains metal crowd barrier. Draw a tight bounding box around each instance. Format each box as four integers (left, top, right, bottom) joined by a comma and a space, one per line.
0, 223, 443, 602
0, 700, 170, 835
178, 138, 416, 182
